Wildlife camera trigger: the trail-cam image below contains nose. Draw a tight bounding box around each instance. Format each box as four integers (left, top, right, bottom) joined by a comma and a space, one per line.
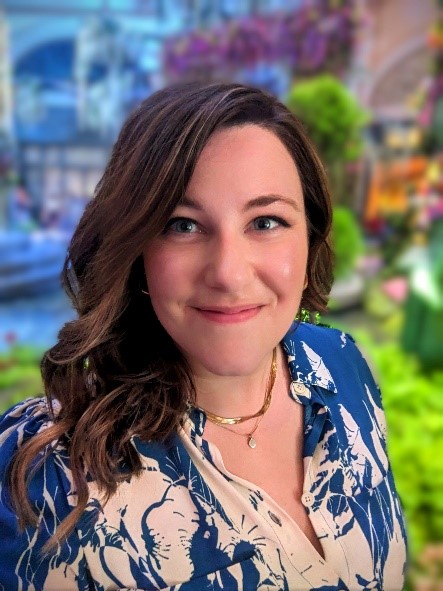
203, 232, 255, 292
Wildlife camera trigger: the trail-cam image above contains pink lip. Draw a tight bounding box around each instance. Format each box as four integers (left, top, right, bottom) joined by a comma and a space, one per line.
193, 305, 263, 324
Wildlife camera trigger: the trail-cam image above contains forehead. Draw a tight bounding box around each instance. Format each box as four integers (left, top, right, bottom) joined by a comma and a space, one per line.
186, 124, 303, 206
199, 124, 294, 164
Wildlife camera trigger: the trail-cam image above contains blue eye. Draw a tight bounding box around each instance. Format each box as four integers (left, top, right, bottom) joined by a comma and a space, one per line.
253, 217, 285, 231
165, 218, 199, 234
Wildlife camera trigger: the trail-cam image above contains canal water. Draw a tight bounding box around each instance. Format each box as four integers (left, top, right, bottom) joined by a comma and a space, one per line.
0, 288, 76, 353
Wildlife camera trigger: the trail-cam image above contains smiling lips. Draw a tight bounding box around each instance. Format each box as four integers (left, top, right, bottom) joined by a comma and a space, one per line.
193, 305, 263, 324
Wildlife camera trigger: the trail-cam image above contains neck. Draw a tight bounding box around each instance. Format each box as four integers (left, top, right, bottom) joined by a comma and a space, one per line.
192, 347, 280, 419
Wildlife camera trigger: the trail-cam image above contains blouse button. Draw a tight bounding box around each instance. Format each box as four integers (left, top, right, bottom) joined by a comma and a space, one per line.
291, 382, 310, 396
268, 511, 282, 526
301, 492, 314, 507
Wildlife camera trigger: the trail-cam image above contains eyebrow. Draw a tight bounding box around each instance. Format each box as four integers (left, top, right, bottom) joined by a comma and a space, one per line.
180, 194, 302, 212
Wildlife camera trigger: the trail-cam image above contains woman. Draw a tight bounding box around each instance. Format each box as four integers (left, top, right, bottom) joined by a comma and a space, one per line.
0, 81, 407, 590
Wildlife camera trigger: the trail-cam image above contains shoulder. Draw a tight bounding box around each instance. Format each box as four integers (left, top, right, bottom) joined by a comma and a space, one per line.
0, 399, 85, 591
282, 321, 371, 388
0, 397, 54, 466
1, 396, 55, 444
283, 320, 357, 355
0, 397, 63, 473
282, 321, 383, 414
0, 396, 74, 523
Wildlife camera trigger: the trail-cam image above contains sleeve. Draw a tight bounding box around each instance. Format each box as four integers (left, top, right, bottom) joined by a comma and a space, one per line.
0, 398, 90, 591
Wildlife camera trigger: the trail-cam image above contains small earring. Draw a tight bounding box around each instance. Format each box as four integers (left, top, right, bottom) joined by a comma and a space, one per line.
141, 289, 150, 296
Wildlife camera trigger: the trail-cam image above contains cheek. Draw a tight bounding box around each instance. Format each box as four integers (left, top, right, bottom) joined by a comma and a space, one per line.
271, 242, 308, 287
143, 247, 193, 300
143, 250, 169, 296
280, 261, 296, 280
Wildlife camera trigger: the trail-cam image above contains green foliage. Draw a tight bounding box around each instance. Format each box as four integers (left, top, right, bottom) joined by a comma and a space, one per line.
331, 206, 364, 279
286, 74, 369, 165
350, 331, 443, 558
363, 279, 403, 321
378, 211, 415, 274
0, 345, 44, 414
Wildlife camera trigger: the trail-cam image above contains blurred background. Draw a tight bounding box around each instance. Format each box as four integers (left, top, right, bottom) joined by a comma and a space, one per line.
0, 0, 442, 587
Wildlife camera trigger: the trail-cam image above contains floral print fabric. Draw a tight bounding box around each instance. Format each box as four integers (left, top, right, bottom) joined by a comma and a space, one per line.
0, 323, 408, 590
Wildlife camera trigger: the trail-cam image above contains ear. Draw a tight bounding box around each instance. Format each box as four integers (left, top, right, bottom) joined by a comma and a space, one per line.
303, 275, 308, 290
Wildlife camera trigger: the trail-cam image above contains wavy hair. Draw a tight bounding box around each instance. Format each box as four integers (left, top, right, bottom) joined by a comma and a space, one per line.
9, 81, 333, 546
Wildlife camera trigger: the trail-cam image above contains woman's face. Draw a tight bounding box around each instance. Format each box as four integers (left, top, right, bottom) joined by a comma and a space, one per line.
143, 124, 309, 378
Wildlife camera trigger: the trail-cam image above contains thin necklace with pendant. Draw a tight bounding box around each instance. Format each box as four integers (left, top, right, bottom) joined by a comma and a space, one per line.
195, 348, 277, 449
216, 410, 265, 448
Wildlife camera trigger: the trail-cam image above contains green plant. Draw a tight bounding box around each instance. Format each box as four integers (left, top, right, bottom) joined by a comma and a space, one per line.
331, 205, 364, 279
0, 345, 44, 414
379, 211, 415, 274
286, 74, 369, 204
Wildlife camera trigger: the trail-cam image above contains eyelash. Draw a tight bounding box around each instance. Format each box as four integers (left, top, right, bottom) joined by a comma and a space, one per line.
253, 216, 291, 230
163, 218, 199, 234
164, 216, 291, 234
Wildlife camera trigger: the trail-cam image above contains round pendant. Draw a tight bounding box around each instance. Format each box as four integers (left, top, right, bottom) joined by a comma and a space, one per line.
248, 436, 257, 449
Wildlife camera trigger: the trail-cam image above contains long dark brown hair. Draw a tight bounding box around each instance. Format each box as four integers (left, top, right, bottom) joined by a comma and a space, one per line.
9, 81, 333, 546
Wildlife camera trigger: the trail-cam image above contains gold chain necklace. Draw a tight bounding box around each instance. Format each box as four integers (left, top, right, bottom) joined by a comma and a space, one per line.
196, 348, 277, 448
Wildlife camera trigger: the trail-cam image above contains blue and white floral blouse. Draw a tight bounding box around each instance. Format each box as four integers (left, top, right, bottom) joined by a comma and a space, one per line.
0, 323, 408, 590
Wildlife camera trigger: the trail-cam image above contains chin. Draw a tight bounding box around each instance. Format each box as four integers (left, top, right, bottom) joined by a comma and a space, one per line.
184, 345, 275, 378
